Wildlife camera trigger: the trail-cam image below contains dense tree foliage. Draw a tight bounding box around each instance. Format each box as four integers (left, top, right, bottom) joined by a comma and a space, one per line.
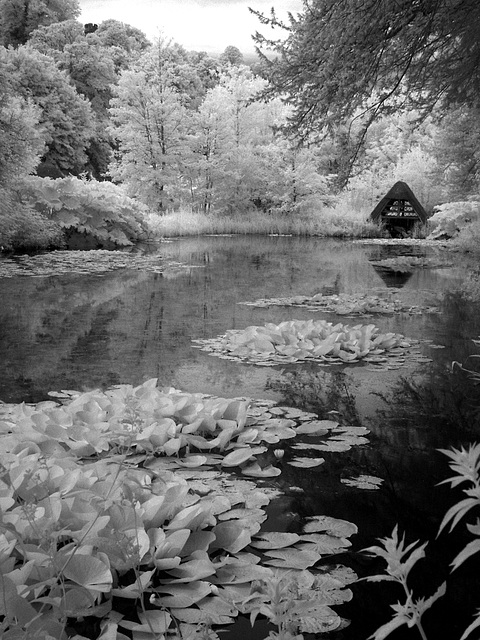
0, 47, 94, 176
431, 106, 480, 199
108, 40, 201, 210
219, 45, 244, 67
26, 19, 154, 178
253, 0, 480, 138
3, 46, 94, 176
190, 66, 277, 213
0, 53, 63, 250
0, 58, 44, 184
0, 0, 80, 46
28, 20, 119, 176
109, 49, 330, 215
93, 19, 151, 71
109, 69, 191, 211
0, 0, 479, 249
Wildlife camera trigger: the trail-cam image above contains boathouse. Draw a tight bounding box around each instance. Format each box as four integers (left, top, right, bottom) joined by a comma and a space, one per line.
370, 181, 428, 237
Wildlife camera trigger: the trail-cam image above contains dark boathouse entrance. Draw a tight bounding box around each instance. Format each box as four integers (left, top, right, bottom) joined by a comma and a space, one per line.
370, 181, 428, 237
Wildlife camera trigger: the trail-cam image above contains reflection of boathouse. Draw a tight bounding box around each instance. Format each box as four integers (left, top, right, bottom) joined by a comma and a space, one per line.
370, 181, 428, 237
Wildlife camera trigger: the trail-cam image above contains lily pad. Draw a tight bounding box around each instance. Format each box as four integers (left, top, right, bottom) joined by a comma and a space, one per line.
298, 533, 352, 555
221, 448, 255, 467
295, 420, 337, 435
0, 250, 194, 278
240, 291, 440, 317
303, 516, 358, 538
341, 475, 384, 490
241, 463, 281, 478
288, 457, 325, 468
263, 548, 321, 569
250, 532, 302, 549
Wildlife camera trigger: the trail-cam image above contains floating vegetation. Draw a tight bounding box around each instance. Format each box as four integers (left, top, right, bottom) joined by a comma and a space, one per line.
193, 319, 426, 368
0, 379, 359, 639
291, 422, 370, 454
0, 249, 195, 278
354, 238, 448, 246
369, 255, 452, 273
288, 456, 326, 468
240, 292, 440, 316
341, 475, 384, 490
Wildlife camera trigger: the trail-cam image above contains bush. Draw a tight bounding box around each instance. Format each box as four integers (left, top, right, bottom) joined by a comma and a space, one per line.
21, 176, 154, 247
427, 200, 480, 240
0, 189, 64, 252
451, 217, 480, 253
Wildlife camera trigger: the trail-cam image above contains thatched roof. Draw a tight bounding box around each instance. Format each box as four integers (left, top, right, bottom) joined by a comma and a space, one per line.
370, 181, 428, 224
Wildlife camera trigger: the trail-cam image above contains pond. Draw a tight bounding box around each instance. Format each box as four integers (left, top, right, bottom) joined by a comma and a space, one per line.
0, 236, 479, 639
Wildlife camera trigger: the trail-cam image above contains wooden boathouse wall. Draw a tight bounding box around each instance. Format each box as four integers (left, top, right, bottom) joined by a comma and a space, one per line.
370, 181, 428, 236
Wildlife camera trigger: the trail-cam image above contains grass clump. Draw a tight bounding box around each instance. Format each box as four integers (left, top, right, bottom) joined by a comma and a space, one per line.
145, 206, 384, 239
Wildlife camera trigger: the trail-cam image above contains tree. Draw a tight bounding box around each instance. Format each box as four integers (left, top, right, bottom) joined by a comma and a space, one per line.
93, 19, 150, 54
0, 0, 80, 46
139, 40, 208, 109
188, 83, 237, 212
28, 21, 117, 108
108, 43, 194, 211
253, 1, 480, 148
189, 65, 315, 215
219, 45, 244, 67
430, 106, 480, 200
27, 16, 83, 50
188, 50, 220, 94
0, 57, 44, 184
92, 19, 150, 72
0, 55, 63, 251
3, 45, 95, 176
28, 19, 154, 177
197, 66, 271, 213
28, 20, 118, 176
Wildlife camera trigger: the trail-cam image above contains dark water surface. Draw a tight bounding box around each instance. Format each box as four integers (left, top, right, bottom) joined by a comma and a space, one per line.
1, 236, 479, 639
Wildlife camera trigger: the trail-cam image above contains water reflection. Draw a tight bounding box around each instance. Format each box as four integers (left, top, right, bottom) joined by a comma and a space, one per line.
0, 237, 404, 403
1, 236, 479, 638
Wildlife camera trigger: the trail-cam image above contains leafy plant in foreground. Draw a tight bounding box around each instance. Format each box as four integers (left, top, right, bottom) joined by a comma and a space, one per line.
362, 443, 480, 640
0, 380, 359, 639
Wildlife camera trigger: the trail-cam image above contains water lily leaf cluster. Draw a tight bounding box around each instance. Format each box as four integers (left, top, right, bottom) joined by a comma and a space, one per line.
0, 250, 192, 278
291, 423, 370, 455
0, 382, 367, 477
240, 292, 439, 317
0, 379, 361, 639
242, 521, 358, 635
193, 319, 421, 367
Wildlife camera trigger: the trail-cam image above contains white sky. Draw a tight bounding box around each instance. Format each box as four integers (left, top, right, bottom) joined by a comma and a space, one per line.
78, 0, 303, 55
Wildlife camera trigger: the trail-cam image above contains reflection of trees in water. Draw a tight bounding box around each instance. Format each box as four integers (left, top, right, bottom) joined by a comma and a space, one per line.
265, 361, 480, 640
266, 366, 360, 425
371, 265, 413, 287
391, 288, 480, 437
376, 362, 480, 437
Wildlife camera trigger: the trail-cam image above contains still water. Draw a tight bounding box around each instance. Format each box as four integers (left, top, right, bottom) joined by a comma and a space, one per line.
1, 236, 479, 638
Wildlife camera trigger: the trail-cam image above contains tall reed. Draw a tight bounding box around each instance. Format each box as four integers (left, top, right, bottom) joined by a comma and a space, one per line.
145, 207, 383, 239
